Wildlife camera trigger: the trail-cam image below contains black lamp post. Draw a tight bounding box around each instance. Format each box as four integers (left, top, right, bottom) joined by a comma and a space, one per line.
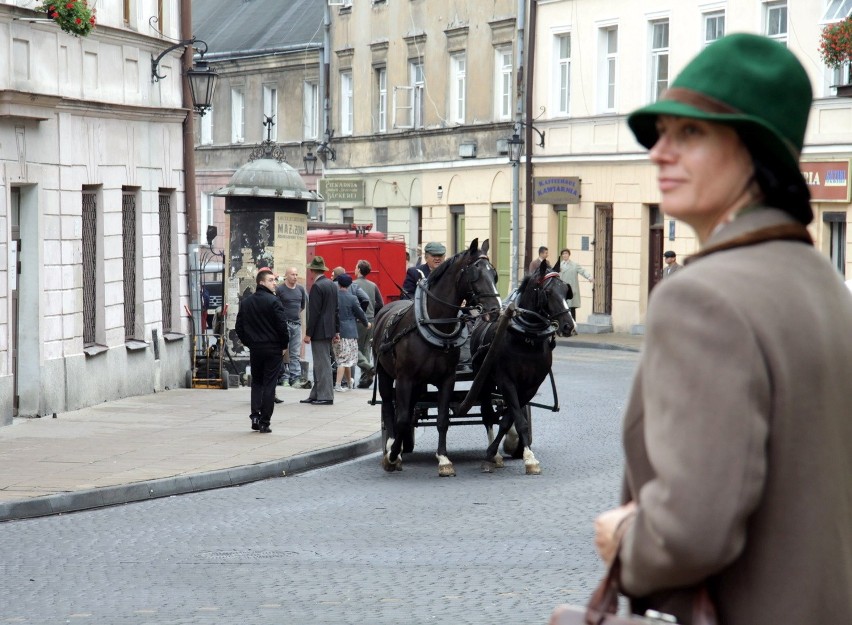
507, 132, 524, 165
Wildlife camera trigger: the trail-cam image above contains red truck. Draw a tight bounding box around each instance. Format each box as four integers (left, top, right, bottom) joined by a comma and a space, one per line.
306, 223, 407, 302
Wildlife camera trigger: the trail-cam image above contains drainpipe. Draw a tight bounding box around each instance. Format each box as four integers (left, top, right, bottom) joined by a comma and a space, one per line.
510, 0, 526, 291
524, 0, 537, 271
181, 0, 198, 244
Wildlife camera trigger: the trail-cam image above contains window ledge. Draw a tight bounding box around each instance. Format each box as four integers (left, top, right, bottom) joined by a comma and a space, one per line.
162, 332, 185, 343
125, 340, 149, 352
84, 344, 109, 358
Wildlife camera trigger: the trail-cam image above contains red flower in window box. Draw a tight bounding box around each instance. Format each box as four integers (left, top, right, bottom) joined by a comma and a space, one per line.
820, 17, 852, 69
36, 0, 96, 37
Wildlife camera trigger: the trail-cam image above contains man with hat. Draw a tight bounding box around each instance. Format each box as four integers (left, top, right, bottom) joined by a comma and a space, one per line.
661, 250, 681, 278
300, 256, 339, 405
401, 241, 446, 299
575, 33, 852, 625
234, 268, 289, 433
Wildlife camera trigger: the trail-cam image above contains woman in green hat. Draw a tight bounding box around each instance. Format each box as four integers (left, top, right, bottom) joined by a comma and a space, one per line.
577, 34, 852, 625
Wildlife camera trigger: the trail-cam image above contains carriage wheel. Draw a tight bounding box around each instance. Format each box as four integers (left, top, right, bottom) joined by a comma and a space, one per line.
503, 405, 533, 459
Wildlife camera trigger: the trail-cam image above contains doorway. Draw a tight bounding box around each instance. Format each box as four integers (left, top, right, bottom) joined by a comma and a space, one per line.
492, 204, 511, 298
13, 185, 41, 417
648, 204, 664, 295
593, 203, 613, 315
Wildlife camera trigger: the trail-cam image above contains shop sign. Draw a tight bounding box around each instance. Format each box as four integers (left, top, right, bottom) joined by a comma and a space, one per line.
800, 160, 850, 202
533, 176, 581, 204
319, 178, 365, 203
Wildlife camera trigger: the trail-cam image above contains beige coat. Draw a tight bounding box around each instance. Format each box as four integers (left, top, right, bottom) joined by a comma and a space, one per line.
618, 209, 852, 625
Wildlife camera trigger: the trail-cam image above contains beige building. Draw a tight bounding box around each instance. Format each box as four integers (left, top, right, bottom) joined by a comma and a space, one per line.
322, 0, 851, 332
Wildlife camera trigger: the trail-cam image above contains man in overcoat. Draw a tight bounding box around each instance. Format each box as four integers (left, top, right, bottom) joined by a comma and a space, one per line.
301, 257, 339, 405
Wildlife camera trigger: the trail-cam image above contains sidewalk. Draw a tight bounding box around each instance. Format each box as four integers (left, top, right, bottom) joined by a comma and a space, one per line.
0, 333, 642, 521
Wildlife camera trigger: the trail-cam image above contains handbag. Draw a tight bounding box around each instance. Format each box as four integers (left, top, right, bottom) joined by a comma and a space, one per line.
549, 558, 718, 625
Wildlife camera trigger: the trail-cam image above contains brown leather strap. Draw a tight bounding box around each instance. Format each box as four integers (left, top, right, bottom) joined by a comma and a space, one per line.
685, 223, 812, 266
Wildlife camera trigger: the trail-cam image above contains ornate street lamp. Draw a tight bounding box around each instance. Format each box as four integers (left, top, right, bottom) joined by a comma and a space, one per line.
507, 132, 524, 165
303, 149, 318, 175
151, 37, 218, 116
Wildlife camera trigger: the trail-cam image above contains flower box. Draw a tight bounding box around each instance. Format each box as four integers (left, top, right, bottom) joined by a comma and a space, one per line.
37, 0, 96, 37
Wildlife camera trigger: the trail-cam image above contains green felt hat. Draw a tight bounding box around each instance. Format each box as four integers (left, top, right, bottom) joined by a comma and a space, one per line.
628, 33, 813, 223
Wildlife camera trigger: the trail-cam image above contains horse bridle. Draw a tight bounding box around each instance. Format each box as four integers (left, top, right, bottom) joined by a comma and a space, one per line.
513, 272, 571, 330
419, 254, 500, 315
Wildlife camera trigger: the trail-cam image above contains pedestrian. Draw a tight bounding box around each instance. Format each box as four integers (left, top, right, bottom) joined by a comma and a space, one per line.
333, 273, 370, 393
275, 266, 309, 388
557, 34, 852, 625
300, 256, 339, 406
401, 241, 446, 299
553, 248, 593, 320
332, 266, 369, 313
354, 259, 384, 388
661, 250, 682, 278
528, 245, 549, 274
234, 269, 289, 433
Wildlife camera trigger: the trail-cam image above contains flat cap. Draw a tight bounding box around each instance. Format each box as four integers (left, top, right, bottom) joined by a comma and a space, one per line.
424, 242, 446, 256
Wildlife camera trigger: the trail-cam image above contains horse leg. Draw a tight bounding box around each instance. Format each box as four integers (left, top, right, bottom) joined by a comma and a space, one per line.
480, 392, 504, 469
503, 387, 540, 475
435, 380, 456, 477
378, 365, 402, 472
385, 380, 413, 472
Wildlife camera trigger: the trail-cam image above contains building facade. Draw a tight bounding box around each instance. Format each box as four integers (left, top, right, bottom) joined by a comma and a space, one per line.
0, 0, 192, 425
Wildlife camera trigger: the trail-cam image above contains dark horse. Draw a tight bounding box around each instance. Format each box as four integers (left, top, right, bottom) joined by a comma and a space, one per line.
469, 262, 575, 474
372, 239, 501, 476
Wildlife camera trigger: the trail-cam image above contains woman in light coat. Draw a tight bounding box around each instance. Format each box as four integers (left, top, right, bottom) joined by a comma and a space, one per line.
553, 249, 592, 320
556, 34, 852, 625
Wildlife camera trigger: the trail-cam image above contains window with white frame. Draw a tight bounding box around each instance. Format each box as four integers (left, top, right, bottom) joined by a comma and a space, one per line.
411, 61, 424, 128
495, 47, 513, 120
341, 70, 354, 136
376, 67, 387, 132
450, 53, 466, 124
703, 11, 725, 46
764, 1, 787, 44
200, 109, 213, 145
231, 88, 245, 143
262, 85, 278, 140
650, 20, 670, 102
823, 0, 852, 21
553, 33, 571, 116
598, 26, 618, 112
304, 81, 319, 140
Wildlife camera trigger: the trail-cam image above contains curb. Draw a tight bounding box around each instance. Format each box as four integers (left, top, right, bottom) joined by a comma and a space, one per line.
0, 432, 382, 523
556, 337, 642, 353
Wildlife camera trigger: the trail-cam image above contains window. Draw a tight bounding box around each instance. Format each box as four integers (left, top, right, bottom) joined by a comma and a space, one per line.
82, 188, 98, 346
598, 26, 618, 111
704, 11, 725, 46
122, 188, 138, 340
376, 67, 387, 132
231, 88, 245, 143
765, 1, 787, 44
450, 53, 466, 124
342, 208, 354, 225
495, 47, 513, 120
411, 61, 424, 128
375, 207, 388, 234
650, 20, 670, 102
450, 205, 465, 255
200, 109, 213, 145
825, 213, 847, 275
304, 81, 319, 140
262, 85, 278, 141
554, 33, 571, 116
341, 70, 354, 136
823, 0, 852, 21
159, 191, 174, 332
200, 193, 214, 237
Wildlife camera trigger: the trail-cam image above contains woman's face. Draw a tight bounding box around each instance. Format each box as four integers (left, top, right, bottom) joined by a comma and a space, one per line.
649, 116, 756, 241
561, 251, 570, 261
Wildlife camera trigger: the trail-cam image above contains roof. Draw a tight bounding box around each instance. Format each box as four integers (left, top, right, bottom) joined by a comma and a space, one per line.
212, 158, 323, 201
192, 0, 324, 59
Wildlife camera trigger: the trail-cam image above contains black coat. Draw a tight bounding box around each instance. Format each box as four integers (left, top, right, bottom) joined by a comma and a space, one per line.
235, 285, 289, 350
306, 275, 339, 340
400, 263, 430, 299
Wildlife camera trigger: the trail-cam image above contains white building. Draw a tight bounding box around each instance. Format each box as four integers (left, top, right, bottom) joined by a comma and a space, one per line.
0, 0, 193, 425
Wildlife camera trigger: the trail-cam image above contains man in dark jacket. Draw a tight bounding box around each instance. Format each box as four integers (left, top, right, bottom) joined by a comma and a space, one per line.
400, 241, 446, 299
235, 269, 289, 433
301, 256, 339, 405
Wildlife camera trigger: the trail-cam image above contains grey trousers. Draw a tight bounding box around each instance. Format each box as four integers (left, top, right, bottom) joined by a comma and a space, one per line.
356, 321, 374, 377
309, 339, 334, 402
284, 321, 302, 381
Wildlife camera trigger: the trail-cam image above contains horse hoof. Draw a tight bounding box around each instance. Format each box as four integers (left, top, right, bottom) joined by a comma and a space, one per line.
525, 461, 541, 475
382, 455, 402, 473
439, 464, 456, 477
480, 461, 495, 473
493, 454, 505, 468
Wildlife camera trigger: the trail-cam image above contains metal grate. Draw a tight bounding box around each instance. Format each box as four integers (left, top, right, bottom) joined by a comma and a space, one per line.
82, 190, 97, 346
159, 192, 172, 332
122, 191, 137, 339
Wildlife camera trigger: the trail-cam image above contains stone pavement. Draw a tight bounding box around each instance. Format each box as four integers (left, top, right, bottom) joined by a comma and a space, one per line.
0, 332, 642, 521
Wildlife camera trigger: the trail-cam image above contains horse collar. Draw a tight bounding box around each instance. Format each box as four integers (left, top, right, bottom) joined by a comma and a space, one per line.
413, 281, 468, 349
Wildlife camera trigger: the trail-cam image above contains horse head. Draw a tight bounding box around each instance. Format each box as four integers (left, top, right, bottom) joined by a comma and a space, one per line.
520, 263, 577, 336
459, 239, 501, 317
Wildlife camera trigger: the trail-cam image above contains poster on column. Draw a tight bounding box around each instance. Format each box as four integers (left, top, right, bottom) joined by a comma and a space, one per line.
274, 212, 308, 284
